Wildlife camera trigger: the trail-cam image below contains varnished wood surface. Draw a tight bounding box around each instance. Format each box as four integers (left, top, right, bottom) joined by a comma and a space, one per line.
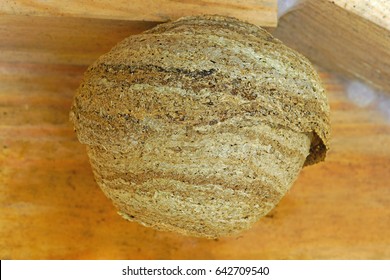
0, 0, 277, 27
1, 14, 390, 259
1, 62, 390, 259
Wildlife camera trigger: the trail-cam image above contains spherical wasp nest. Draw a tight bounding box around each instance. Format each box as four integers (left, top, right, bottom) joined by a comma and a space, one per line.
70, 15, 330, 238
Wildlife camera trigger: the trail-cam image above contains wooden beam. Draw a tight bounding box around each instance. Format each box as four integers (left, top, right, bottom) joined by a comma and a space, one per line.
0, 0, 277, 27
273, 0, 390, 93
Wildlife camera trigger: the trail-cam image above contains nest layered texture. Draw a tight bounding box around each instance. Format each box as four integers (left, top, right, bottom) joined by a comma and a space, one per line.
70, 15, 330, 238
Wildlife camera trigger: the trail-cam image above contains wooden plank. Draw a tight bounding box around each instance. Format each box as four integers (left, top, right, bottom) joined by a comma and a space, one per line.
0, 0, 277, 27
1, 62, 390, 259
273, 0, 390, 93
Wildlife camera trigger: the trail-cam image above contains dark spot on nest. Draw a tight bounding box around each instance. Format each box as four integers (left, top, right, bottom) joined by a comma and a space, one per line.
208, 119, 218, 125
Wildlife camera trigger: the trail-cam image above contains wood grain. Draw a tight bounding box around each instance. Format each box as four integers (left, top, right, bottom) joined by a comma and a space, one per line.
0, 0, 277, 27
273, 0, 390, 93
1, 61, 390, 259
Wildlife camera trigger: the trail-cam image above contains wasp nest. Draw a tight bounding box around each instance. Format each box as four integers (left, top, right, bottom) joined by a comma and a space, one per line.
70, 15, 330, 238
